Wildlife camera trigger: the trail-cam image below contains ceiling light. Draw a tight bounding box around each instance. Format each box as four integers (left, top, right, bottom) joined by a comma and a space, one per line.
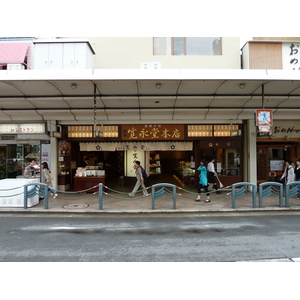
155, 83, 161, 89
239, 83, 246, 89
71, 83, 77, 89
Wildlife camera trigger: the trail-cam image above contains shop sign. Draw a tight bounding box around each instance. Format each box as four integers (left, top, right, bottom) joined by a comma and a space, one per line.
255, 109, 273, 126
282, 42, 300, 70
122, 124, 185, 141
258, 126, 270, 133
125, 150, 145, 177
80, 141, 193, 151
0, 123, 45, 134
271, 121, 300, 138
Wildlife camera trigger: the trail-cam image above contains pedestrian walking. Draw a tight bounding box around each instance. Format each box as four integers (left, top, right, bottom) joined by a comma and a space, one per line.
23, 158, 37, 179
295, 158, 300, 200
196, 159, 210, 203
129, 161, 149, 197
207, 157, 221, 194
41, 162, 58, 199
280, 160, 294, 184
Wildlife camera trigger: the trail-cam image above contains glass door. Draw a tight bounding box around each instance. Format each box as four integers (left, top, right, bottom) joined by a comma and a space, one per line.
0, 146, 6, 179
0, 144, 41, 179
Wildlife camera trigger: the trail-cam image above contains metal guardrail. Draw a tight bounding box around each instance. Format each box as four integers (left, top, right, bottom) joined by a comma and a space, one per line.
151, 183, 177, 210
258, 182, 283, 208
24, 183, 48, 209
0, 180, 299, 211
285, 182, 300, 208
231, 182, 256, 209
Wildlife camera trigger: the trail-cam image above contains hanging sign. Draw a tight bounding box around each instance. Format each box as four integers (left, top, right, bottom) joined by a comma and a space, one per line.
258, 126, 271, 133
255, 109, 273, 126
0, 123, 45, 134
125, 150, 145, 177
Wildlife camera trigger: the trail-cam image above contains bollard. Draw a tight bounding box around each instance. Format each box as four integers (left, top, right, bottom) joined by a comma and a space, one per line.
98, 183, 103, 210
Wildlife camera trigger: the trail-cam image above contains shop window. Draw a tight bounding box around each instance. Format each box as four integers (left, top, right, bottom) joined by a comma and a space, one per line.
268, 148, 284, 160
200, 148, 240, 176
154, 37, 222, 55
188, 125, 213, 137
0, 146, 6, 179
68, 125, 118, 138
188, 124, 240, 137
214, 125, 239, 137
0, 144, 40, 179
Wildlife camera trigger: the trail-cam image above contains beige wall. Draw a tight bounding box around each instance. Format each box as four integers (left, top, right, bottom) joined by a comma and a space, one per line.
89, 37, 241, 69
253, 37, 300, 41
248, 42, 283, 69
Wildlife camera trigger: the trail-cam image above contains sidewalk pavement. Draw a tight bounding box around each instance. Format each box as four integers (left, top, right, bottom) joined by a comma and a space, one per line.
1, 183, 300, 215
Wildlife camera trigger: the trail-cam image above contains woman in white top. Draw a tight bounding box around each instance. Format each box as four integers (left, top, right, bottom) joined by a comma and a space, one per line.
280, 160, 294, 184
207, 158, 220, 194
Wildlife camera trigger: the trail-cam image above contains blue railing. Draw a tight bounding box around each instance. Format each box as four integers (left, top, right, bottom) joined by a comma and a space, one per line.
285, 182, 300, 208
151, 183, 177, 210
258, 182, 284, 208
0, 180, 299, 211
231, 182, 257, 209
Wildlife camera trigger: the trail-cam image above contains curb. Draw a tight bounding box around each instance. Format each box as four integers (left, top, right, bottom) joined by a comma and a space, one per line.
0, 207, 300, 217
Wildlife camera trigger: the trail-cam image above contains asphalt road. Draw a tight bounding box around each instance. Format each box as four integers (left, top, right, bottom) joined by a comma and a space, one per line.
1, 212, 300, 262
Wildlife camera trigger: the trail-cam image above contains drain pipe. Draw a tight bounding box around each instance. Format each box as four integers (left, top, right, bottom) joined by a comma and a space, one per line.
262, 84, 264, 109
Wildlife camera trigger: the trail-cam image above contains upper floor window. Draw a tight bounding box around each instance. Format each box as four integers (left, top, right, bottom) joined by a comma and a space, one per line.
154, 37, 222, 55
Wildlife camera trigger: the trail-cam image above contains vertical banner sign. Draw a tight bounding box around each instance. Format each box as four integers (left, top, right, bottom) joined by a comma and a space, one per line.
126, 150, 145, 177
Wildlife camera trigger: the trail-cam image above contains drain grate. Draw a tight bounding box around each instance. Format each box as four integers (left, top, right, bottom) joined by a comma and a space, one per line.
62, 203, 89, 209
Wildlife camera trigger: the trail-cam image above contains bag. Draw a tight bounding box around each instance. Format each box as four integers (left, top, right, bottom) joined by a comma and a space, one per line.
140, 167, 147, 180
49, 171, 54, 181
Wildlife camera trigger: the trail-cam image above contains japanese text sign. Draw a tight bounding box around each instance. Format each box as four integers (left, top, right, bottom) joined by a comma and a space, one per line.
122, 124, 185, 141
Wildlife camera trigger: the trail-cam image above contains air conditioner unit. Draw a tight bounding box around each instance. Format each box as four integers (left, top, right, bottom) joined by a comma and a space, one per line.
141, 62, 161, 69
7, 64, 25, 70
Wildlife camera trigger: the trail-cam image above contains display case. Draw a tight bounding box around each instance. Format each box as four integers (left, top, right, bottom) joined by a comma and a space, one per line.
149, 153, 161, 176
174, 161, 195, 183
73, 166, 105, 192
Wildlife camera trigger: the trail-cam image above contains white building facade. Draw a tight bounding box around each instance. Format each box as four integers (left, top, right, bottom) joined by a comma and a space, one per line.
0, 37, 299, 190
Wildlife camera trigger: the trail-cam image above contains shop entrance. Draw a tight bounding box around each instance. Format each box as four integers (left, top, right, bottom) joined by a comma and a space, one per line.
149, 150, 195, 185
79, 150, 124, 180
257, 144, 297, 183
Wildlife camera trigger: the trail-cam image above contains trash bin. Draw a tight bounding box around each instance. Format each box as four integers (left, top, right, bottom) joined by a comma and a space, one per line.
119, 176, 124, 187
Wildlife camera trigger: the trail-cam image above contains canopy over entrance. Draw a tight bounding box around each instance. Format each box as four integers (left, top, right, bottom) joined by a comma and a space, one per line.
0, 69, 299, 123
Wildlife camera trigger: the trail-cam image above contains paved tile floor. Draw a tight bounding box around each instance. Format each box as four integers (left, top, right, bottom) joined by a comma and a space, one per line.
2, 175, 299, 214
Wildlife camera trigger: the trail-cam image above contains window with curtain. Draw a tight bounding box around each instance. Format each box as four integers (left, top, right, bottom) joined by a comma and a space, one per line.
153, 37, 222, 55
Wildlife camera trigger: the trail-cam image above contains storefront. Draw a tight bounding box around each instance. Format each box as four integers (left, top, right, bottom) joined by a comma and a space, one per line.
0, 123, 50, 179
60, 123, 243, 190
257, 120, 300, 183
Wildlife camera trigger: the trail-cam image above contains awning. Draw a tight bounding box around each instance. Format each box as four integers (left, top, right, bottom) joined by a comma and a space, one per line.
80, 142, 193, 151
0, 42, 30, 64
0, 69, 300, 122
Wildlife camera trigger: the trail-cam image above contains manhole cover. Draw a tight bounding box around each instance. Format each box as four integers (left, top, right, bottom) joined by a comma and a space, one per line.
62, 203, 89, 209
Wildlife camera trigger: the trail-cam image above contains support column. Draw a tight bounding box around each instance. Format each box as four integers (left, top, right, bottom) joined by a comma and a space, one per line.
244, 119, 257, 185
50, 137, 58, 190
47, 121, 58, 190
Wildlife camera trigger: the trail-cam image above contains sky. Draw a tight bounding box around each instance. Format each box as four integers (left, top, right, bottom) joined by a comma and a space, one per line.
1, 1, 298, 39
